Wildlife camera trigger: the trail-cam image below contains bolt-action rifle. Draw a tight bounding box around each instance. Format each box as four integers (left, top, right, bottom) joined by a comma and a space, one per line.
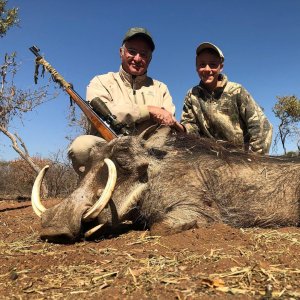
29, 46, 130, 141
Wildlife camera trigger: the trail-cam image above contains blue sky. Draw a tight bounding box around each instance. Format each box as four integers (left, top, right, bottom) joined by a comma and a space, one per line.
1, 0, 300, 160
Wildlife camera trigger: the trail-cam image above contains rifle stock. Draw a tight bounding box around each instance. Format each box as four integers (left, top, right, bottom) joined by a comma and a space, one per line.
65, 88, 117, 141
29, 46, 118, 142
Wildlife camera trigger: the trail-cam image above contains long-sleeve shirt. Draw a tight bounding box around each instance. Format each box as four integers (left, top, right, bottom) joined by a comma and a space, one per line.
180, 74, 273, 154
86, 66, 175, 136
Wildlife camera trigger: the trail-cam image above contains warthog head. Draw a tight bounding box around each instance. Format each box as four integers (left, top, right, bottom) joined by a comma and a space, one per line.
31, 126, 173, 242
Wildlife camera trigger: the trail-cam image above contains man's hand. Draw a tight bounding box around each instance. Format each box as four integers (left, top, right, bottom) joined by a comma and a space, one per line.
147, 106, 185, 132
172, 121, 185, 132
147, 106, 176, 126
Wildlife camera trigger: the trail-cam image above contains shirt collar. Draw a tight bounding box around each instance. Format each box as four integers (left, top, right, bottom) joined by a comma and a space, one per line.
199, 74, 228, 95
119, 66, 148, 88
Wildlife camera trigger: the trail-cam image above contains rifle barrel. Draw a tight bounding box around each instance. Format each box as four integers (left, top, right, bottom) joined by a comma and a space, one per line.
29, 46, 118, 142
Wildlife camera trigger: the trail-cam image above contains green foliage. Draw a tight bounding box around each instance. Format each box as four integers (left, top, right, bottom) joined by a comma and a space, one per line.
285, 151, 299, 157
272, 95, 300, 154
0, 0, 19, 38
273, 95, 300, 122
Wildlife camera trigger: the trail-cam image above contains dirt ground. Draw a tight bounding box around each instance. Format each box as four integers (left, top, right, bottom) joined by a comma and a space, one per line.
1, 199, 300, 299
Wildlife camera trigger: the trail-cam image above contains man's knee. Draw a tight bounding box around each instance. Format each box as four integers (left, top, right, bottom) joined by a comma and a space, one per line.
68, 135, 106, 173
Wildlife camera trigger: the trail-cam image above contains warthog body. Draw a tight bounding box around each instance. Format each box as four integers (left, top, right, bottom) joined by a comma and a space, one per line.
35, 128, 300, 242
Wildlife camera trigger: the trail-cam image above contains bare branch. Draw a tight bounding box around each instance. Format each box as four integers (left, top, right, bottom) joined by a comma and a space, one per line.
0, 52, 55, 196
0, 125, 39, 172
15, 132, 29, 156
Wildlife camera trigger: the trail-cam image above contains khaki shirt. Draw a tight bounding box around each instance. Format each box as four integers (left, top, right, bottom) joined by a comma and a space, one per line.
180, 74, 273, 154
86, 66, 175, 135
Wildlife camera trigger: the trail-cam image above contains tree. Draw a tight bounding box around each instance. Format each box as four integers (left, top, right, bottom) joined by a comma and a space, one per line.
0, 153, 78, 199
67, 105, 90, 141
0, 0, 18, 37
0, 53, 52, 175
46, 150, 78, 197
5, 157, 50, 198
272, 95, 300, 154
0, 160, 10, 196
1, 2, 52, 195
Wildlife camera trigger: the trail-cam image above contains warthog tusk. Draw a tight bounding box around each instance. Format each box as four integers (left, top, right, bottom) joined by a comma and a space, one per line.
83, 158, 117, 220
84, 224, 105, 238
117, 183, 147, 219
31, 165, 49, 217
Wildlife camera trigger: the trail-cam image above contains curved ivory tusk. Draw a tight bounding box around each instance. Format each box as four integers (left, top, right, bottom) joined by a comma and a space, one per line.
84, 224, 105, 238
117, 183, 147, 219
83, 158, 117, 220
31, 165, 49, 217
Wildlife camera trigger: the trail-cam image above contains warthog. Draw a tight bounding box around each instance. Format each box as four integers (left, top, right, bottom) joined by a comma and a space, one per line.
32, 127, 300, 243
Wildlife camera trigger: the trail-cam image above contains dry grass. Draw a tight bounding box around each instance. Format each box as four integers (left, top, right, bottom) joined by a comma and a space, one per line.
1, 202, 300, 299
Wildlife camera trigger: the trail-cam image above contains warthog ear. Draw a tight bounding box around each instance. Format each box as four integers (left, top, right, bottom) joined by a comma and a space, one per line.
140, 125, 172, 149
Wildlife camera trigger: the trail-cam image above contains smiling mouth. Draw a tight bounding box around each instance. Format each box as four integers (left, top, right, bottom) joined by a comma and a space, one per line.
131, 64, 142, 69
203, 75, 213, 81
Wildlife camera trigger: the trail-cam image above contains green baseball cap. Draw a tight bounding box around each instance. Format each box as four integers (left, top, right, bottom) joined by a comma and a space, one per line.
123, 27, 155, 52
196, 42, 224, 62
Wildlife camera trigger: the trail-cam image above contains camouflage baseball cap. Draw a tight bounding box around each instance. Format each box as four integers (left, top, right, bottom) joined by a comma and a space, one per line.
196, 42, 224, 62
123, 27, 155, 52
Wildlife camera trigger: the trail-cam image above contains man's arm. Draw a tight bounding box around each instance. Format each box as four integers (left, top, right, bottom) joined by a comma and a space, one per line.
86, 75, 152, 126
146, 82, 184, 130
158, 83, 175, 115
87, 75, 183, 130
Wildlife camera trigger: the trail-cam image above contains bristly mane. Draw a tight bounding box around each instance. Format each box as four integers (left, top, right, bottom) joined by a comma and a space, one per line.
160, 133, 300, 166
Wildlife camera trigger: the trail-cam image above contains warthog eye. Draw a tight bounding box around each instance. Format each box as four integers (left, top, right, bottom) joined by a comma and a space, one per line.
148, 148, 167, 159
137, 164, 149, 183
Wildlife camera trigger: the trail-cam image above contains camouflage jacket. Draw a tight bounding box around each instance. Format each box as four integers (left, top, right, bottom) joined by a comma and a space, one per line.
86, 66, 175, 135
180, 74, 273, 154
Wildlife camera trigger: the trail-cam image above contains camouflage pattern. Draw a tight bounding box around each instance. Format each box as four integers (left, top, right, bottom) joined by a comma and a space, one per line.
86, 66, 175, 136
180, 74, 273, 154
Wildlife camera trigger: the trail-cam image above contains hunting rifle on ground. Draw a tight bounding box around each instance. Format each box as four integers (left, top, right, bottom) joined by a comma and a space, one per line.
29, 46, 130, 141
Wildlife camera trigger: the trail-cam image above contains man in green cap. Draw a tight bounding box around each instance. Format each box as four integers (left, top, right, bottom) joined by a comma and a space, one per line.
69, 27, 180, 176
86, 27, 178, 132
179, 42, 273, 154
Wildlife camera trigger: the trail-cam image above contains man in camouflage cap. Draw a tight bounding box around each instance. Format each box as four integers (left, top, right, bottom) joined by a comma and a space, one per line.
179, 42, 273, 154
69, 27, 181, 176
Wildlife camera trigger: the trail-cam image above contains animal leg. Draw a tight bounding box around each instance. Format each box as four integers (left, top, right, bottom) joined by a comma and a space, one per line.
150, 219, 198, 236
148, 205, 220, 236
149, 209, 201, 236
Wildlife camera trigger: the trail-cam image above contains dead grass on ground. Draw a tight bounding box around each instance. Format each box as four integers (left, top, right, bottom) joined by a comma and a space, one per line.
0, 200, 300, 299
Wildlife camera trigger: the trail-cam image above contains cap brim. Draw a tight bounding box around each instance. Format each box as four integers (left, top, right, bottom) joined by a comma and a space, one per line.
196, 42, 224, 62
123, 33, 155, 51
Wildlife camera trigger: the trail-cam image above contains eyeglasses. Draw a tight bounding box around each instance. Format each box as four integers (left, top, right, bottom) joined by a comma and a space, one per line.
124, 47, 151, 60
198, 63, 220, 69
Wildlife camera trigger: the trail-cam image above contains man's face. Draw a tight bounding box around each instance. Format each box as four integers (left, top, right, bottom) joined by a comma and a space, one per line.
120, 37, 152, 76
196, 50, 223, 91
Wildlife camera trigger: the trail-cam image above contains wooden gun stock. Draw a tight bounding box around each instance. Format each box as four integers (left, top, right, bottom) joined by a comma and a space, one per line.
65, 88, 117, 141
29, 46, 118, 142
